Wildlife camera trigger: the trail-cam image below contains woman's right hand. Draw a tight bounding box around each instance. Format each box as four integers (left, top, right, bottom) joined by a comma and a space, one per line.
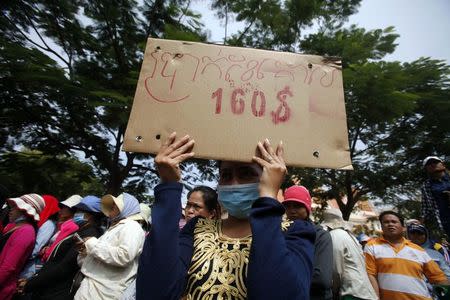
154, 132, 195, 182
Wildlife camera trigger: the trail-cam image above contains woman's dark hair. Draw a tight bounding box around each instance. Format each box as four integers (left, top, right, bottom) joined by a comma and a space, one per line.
187, 186, 221, 219
379, 210, 404, 226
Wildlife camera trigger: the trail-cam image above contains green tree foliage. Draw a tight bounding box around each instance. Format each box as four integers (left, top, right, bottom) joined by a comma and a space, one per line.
294, 27, 450, 219
1, 0, 362, 198
211, 0, 361, 49
0, 0, 207, 198
0, 150, 104, 199
1, 0, 448, 220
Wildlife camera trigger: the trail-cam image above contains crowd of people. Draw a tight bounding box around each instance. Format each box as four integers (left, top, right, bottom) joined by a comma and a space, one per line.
0, 133, 449, 300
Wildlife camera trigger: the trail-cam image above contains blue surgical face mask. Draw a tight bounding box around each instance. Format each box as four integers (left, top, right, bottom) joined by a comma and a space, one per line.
73, 212, 86, 225
217, 183, 260, 219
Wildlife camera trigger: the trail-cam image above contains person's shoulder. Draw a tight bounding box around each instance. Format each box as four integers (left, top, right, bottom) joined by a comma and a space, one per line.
405, 240, 427, 252
194, 217, 218, 232
40, 219, 56, 229
17, 223, 35, 234
288, 219, 316, 235
313, 224, 332, 238
117, 218, 145, 235
11, 223, 36, 241
366, 237, 383, 247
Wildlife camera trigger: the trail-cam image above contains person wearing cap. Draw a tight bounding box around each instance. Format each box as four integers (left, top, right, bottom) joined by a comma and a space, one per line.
0, 194, 45, 300
20, 195, 60, 280
421, 156, 450, 238
17, 195, 104, 300
58, 195, 82, 224
321, 208, 377, 300
282, 185, 333, 300
136, 133, 315, 300
365, 210, 449, 300
74, 193, 145, 300
407, 219, 450, 264
408, 223, 450, 279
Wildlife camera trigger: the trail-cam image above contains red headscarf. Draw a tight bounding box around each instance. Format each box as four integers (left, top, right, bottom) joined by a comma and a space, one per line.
37, 195, 60, 228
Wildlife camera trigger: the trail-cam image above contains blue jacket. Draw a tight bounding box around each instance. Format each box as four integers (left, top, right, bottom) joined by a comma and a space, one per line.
136, 182, 315, 300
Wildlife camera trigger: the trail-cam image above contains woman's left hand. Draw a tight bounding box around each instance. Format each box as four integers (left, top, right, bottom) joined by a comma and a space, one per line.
252, 138, 287, 199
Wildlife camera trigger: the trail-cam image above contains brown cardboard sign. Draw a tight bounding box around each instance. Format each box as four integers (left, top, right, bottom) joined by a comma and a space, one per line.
123, 38, 352, 170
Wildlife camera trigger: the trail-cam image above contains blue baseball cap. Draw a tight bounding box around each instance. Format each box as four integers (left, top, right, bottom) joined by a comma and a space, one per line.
74, 195, 102, 213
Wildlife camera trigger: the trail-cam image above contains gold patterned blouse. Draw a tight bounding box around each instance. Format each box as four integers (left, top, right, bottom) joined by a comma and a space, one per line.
184, 218, 293, 300
184, 218, 251, 300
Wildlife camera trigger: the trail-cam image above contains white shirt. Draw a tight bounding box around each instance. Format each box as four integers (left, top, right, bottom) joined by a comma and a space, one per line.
329, 228, 378, 300
75, 219, 145, 300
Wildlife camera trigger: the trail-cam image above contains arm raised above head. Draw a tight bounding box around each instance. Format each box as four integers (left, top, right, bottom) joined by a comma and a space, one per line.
154, 132, 195, 183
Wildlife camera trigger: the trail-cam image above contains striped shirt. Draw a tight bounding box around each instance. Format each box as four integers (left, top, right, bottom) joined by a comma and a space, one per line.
364, 237, 447, 300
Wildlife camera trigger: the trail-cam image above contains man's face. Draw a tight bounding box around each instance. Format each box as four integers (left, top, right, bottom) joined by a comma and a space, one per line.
381, 214, 405, 239
283, 201, 308, 221
425, 161, 446, 179
409, 231, 427, 245
219, 161, 262, 186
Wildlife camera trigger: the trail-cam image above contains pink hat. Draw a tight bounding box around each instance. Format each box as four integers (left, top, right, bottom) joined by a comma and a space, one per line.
7, 193, 46, 222
282, 186, 312, 215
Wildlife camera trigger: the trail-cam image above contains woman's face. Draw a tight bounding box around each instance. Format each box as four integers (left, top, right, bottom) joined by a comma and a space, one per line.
283, 201, 308, 221
218, 161, 262, 186
58, 206, 74, 223
8, 206, 23, 223
185, 191, 215, 223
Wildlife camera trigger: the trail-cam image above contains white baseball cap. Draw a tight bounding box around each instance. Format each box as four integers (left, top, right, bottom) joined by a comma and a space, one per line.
60, 195, 82, 208
422, 156, 443, 167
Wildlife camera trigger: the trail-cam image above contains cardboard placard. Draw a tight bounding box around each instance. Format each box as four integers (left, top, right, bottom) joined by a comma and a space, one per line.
124, 38, 352, 170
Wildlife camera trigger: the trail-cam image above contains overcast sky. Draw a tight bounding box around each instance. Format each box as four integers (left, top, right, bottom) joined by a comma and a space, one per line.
191, 0, 450, 64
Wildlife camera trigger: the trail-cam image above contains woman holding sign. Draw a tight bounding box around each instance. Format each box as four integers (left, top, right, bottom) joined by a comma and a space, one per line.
136, 132, 315, 300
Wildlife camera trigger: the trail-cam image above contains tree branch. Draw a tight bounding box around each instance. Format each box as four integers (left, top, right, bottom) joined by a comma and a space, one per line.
177, 0, 192, 24
236, 18, 255, 44
23, 11, 71, 69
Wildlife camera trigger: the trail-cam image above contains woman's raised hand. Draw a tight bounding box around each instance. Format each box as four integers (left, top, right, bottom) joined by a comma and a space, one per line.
252, 139, 287, 199
155, 132, 195, 182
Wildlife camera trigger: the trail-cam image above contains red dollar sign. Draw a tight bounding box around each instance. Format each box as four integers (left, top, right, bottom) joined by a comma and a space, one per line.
271, 86, 293, 124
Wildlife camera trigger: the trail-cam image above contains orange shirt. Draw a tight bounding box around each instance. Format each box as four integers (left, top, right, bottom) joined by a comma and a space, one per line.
364, 237, 447, 300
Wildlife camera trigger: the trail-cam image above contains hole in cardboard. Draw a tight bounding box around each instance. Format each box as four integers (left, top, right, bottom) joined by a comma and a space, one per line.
155, 134, 161, 140
313, 151, 320, 158
136, 136, 143, 142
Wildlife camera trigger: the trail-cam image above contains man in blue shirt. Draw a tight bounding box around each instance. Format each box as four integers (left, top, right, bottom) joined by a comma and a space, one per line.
421, 156, 450, 238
